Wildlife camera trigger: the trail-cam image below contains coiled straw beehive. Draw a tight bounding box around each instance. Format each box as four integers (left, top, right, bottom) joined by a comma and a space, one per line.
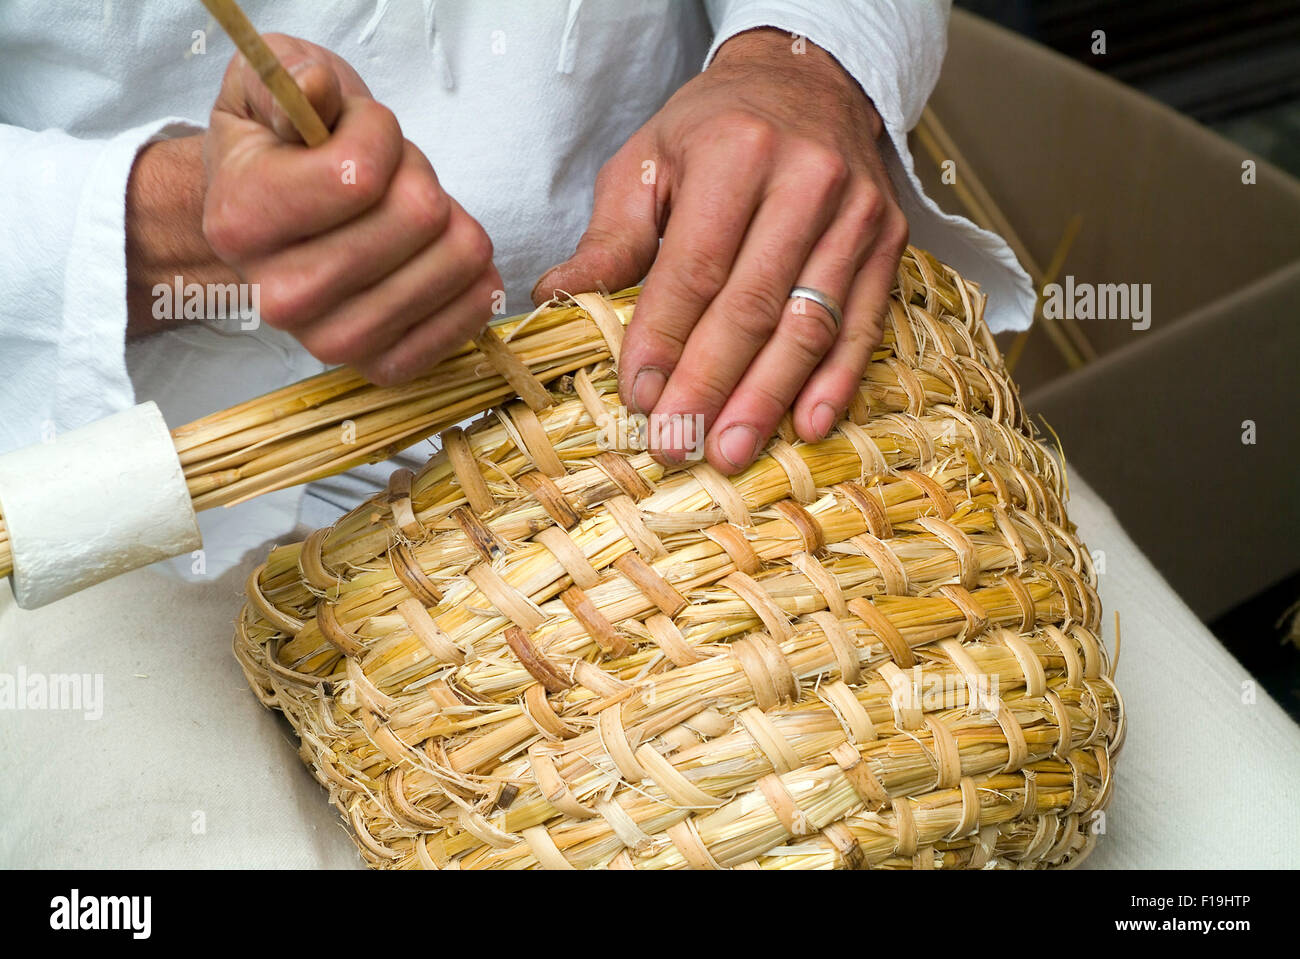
235, 248, 1124, 869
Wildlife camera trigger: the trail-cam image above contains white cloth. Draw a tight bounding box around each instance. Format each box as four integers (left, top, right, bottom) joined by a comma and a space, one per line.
1, 0, 1035, 577
2, 467, 1295, 868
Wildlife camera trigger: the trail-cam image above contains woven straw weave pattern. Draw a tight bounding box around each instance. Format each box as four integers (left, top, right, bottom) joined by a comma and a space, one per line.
234, 248, 1125, 869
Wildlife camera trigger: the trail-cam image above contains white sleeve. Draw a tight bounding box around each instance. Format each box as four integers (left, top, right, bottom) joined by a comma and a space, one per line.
702, 0, 949, 133
700, 0, 1036, 333
0, 117, 203, 454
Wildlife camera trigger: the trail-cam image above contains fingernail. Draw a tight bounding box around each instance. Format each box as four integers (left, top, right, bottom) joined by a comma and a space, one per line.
718, 424, 759, 471
812, 402, 838, 440
631, 366, 666, 415
288, 59, 318, 77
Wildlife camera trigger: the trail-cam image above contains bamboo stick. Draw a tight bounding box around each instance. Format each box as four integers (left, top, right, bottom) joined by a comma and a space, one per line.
4, 0, 563, 583
0, 245, 961, 581
913, 106, 1097, 368
200, 0, 330, 146
1005, 213, 1083, 374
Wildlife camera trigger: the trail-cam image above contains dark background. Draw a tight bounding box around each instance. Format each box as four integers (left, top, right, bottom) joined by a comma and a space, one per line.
959, 0, 1300, 176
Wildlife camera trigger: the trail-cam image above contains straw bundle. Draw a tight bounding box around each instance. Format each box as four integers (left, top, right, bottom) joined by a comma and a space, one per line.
234, 246, 1124, 869
0, 293, 636, 580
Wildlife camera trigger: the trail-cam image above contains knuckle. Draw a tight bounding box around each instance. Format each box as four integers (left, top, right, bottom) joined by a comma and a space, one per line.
201, 208, 240, 262
442, 208, 494, 270
748, 381, 793, 421
682, 374, 733, 416
396, 172, 451, 241
256, 273, 316, 330
364, 357, 403, 387
717, 111, 777, 154
578, 222, 620, 252
797, 143, 850, 189
202, 189, 259, 261
841, 323, 884, 361
886, 214, 910, 255
669, 254, 730, 306
637, 320, 689, 363
849, 188, 886, 227
256, 35, 300, 69
594, 157, 628, 195
457, 319, 489, 350
357, 359, 393, 387
592, 156, 642, 206
356, 363, 386, 387
578, 225, 642, 275
824, 252, 860, 286
473, 269, 501, 302
219, 53, 244, 90
385, 318, 481, 387
305, 324, 367, 367
349, 157, 390, 208
783, 308, 838, 358
456, 273, 497, 323
739, 370, 797, 420
342, 109, 400, 201
362, 100, 402, 146
460, 221, 494, 269
842, 307, 886, 349
365, 342, 417, 387
728, 282, 786, 326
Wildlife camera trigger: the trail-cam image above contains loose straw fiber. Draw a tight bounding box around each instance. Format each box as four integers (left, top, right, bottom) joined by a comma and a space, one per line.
235, 247, 1125, 869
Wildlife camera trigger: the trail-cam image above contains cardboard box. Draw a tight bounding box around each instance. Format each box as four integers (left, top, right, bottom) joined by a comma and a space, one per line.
912, 10, 1300, 621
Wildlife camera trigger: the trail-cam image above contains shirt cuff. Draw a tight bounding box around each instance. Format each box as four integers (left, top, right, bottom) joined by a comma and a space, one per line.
52, 117, 205, 432
703, 2, 945, 134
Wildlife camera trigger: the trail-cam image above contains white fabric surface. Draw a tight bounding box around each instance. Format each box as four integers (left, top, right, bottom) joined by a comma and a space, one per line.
2, 466, 1296, 868
1, 0, 1036, 582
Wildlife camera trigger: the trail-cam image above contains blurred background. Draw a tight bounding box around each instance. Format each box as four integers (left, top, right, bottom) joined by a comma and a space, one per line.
915, 1, 1300, 718
960, 0, 1300, 174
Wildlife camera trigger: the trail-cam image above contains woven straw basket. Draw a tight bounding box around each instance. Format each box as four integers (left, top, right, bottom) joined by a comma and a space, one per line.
234, 247, 1125, 870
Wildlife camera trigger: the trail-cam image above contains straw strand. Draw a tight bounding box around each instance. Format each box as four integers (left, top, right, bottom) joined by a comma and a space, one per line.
230, 247, 1123, 869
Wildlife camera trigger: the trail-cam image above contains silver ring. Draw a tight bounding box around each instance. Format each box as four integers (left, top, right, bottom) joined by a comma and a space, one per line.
788, 286, 843, 332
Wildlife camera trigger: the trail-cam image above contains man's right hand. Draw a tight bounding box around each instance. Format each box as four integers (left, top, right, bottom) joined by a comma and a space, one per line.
201, 34, 500, 385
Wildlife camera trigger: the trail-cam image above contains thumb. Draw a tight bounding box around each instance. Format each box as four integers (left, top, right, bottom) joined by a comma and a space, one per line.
532, 148, 661, 305
219, 33, 355, 143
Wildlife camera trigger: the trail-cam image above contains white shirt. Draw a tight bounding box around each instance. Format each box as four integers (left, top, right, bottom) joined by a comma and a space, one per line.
0, 0, 1032, 575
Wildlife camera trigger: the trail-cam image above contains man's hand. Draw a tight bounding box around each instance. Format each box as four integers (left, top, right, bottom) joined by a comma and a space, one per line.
201, 34, 499, 385
533, 28, 907, 473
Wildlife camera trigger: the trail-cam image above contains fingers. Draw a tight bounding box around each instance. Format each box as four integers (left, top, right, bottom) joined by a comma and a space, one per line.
204, 96, 404, 258
697, 202, 868, 470
531, 142, 661, 306
282, 198, 494, 376
215, 33, 371, 136
615, 150, 767, 415
202, 34, 497, 389
792, 216, 907, 443
358, 266, 502, 385
643, 158, 848, 462
245, 141, 450, 325
243, 56, 343, 141
206, 33, 403, 259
